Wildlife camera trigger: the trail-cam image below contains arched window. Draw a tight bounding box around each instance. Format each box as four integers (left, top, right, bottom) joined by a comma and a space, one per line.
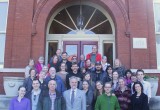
49, 5, 112, 34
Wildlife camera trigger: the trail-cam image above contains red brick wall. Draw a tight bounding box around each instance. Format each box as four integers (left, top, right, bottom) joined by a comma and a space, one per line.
5, 0, 34, 68
129, 0, 157, 69
4, 0, 157, 69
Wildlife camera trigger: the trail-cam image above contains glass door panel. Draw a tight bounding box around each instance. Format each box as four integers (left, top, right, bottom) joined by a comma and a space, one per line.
48, 42, 58, 63
81, 41, 98, 58
103, 43, 113, 66
66, 45, 78, 56
63, 41, 80, 61
83, 45, 94, 57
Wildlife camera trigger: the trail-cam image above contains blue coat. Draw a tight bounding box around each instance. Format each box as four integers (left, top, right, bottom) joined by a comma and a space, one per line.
45, 75, 66, 94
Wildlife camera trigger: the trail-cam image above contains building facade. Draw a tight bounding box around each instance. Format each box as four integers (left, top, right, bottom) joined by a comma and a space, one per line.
0, 0, 160, 69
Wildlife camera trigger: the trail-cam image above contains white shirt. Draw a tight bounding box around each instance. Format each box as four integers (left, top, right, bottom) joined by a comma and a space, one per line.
101, 62, 110, 71
131, 83, 134, 94
141, 80, 151, 98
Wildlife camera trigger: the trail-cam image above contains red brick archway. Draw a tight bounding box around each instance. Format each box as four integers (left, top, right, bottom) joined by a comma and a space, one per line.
31, 0, 130, 67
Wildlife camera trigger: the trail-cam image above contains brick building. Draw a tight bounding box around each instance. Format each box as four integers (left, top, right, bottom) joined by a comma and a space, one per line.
0, 0, 160, 94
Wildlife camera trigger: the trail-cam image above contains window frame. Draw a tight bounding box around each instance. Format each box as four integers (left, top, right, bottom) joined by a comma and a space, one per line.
0, 0, 9, 68
153, 0, 160, 69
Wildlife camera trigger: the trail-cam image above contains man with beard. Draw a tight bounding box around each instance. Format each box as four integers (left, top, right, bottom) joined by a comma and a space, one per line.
91, 61, 106, 83
66, 62, 83, 89
60, 52, 72, 72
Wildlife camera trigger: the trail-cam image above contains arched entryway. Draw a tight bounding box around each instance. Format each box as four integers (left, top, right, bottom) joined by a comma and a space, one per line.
32, 0, 130, 68
45, 1, 115, 65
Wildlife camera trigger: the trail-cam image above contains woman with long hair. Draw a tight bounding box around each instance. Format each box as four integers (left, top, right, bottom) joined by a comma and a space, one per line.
56, 62, 68, 87
48, 55, 60, 72
115, 77, 131, 110
79, 73, 95, 91
113, 59, 125, 77
94, 81, 104, 100
103, 65, 113, 84
124, 69, 132, 86
112, 71, 119, 92
82, 80, 94, 110
35, 56, 44, 74
23, 68, 37, 95
25, 59, 35, 78
131, 81, 149, 110
9, 85, 31, 110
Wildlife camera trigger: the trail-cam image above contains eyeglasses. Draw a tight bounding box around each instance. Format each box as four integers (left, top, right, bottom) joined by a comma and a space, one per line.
33, 95, 36, 101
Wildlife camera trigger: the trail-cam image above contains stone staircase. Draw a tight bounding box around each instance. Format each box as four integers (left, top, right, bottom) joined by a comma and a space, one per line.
0, 95, 13, 110
149, 96, 160, 110
0, 95, 160, 110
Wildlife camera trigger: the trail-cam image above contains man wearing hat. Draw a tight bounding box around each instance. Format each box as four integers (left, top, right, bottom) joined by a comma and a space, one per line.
91, 61, 106, 83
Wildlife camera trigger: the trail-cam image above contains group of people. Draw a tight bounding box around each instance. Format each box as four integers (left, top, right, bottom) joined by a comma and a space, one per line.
9, 46, 151, 110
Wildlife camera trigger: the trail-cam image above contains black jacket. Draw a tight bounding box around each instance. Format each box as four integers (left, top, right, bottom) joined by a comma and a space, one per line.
66, 72, 83, 89
60, 60, 72, 72
91, 70, 106, 83
131, 92, 149, 110
38, 90, 66, 110
23, 77, 33, 95
86, 90, 94, 110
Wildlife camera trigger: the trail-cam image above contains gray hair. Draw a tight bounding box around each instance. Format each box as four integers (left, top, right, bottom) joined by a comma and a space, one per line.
38, 56, 44, 60
102, 56, 107, 59
69, 76, 79, 82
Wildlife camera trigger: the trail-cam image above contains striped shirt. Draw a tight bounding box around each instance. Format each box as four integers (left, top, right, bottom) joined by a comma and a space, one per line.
49, 92, 56, 110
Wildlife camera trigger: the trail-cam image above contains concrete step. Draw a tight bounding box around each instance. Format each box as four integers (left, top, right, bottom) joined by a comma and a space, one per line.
149, 96, 160, 110
0, 95, 14, 110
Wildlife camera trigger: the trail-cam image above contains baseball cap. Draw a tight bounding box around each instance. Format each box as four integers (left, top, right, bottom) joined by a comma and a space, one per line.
95, 61, 101, 65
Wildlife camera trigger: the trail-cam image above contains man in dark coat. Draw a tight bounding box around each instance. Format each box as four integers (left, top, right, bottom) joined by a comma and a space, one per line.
91, 61, 106, 83
38, 80, 65, 110
25, 79, 43, 110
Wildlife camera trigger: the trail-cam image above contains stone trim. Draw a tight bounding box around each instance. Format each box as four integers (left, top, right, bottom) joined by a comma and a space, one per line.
131, 69, 160, 73
0, 68, 25, 73
32, 0, 49, 35
0, 68, 159, 73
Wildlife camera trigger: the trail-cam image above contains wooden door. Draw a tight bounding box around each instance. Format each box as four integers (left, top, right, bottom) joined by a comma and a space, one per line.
63, 41, 98, 61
